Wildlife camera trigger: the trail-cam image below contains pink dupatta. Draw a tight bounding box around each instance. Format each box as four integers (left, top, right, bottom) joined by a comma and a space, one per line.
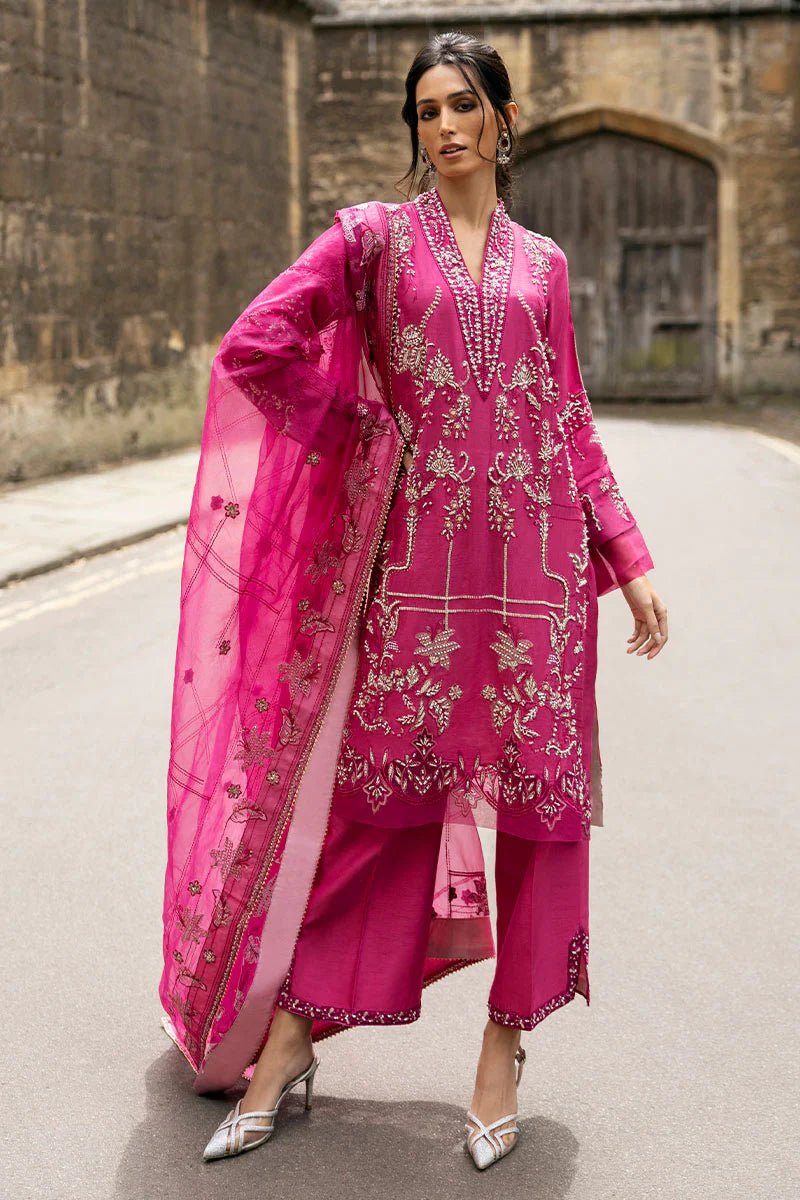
159, 202, 493, 1093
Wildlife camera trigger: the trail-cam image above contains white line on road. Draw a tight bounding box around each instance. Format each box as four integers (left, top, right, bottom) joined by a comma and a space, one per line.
0, 550, 183, 631
748, 430, 800, 468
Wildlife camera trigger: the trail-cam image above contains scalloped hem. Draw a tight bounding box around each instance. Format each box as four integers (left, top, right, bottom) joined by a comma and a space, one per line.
487, 927, 590, 1030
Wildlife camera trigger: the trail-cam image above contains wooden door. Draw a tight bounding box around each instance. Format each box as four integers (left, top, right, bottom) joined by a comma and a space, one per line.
515, 131, 718, 400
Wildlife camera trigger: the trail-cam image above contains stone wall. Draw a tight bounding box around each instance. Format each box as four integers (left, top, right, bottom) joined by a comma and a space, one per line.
309, 10, 800, 402
0, 0, 315, 483
1, 2, 797, 483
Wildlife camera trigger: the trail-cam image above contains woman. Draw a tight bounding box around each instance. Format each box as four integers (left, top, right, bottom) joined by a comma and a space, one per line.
159, 32, 667, 1171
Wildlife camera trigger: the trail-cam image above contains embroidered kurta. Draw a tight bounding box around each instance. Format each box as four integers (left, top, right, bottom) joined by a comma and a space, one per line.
333, 187, 653, 841
159, 187, 653, 1091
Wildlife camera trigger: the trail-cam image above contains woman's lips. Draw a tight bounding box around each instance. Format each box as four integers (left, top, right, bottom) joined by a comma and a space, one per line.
440, 146, 466, 157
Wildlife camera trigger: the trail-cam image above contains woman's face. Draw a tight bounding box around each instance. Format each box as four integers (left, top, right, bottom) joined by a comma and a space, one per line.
414, 62, 515, 181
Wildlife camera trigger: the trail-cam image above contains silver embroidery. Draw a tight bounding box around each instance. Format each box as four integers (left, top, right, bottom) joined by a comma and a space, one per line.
413, 187, 514, 396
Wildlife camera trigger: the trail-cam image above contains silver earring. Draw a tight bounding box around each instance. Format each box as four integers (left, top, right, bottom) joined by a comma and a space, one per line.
420, 145, 435, 175
496, 132, 512, 165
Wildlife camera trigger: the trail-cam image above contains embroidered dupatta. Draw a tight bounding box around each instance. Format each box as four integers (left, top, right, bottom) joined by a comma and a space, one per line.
159, 202, 494, 1093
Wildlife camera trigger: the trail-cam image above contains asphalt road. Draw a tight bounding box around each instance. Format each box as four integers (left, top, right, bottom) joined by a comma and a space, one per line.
1, 418, 797, 1199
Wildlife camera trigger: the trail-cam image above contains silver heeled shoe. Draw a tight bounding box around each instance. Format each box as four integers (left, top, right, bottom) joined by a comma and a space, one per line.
202, 1053, 320, 1162
464, 1045, 526, 1170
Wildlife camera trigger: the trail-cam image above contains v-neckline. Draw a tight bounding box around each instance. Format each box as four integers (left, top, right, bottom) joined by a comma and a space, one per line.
434, 187, 496, 290
429, 186, 502, 291
412, 186, 514, 397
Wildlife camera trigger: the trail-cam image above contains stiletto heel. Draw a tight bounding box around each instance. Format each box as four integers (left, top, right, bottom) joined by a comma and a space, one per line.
304, 1069, 315, 1110
202, 1053, 320, 1161
464, 1044, 526, 1171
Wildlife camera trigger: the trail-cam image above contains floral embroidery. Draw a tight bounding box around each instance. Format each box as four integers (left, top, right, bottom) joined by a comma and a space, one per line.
177, 905, 208, 945
336, 202, 599, 834
305, 539, 341, 582
209, 837, 252, 880
278, 650, 321, 700
598, 473, 632, 520
460, 874, 489, 916
489, 627, 534, 672
233, 723, 272, 769
415, 625, 460, 670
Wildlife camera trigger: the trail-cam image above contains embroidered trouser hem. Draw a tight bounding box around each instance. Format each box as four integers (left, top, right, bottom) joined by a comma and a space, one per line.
279, 806, 589, 1031
276, 988, 421, 1028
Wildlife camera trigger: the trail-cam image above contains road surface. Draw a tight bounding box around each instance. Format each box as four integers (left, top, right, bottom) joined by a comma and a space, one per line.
1, 418, 796, 1199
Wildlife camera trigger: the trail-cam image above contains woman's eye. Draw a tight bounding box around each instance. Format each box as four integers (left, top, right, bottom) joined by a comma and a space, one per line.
419, 101, 474, 120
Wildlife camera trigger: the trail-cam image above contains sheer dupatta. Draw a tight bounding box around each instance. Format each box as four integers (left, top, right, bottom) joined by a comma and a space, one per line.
159, 203, 408, 1092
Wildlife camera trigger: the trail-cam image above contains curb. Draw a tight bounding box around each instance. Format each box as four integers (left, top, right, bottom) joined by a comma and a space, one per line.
0, 517, 189, 590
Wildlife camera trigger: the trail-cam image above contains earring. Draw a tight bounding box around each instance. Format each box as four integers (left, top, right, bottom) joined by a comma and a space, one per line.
420, 145, 435, 176
496, 131, 512, 165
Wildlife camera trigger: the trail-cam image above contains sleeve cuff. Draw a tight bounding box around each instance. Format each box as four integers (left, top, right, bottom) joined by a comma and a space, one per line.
589, 526, 654, 596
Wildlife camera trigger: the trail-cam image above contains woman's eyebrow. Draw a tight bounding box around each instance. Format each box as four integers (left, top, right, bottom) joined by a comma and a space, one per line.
415, 89, 476, 108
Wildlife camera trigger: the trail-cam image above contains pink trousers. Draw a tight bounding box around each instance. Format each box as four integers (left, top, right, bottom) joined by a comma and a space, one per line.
277, 802, 590, 1034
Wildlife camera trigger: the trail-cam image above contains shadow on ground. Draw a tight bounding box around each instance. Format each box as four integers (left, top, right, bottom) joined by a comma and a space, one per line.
114, 1048, 582, 1199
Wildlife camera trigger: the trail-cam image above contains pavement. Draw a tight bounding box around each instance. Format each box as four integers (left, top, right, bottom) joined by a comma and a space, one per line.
0, 448, 201, 588
1, 417, 799, 1200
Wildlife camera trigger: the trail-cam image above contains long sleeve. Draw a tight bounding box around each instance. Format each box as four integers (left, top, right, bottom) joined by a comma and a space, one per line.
545, 244, 654, 596
214, 220, 361, 451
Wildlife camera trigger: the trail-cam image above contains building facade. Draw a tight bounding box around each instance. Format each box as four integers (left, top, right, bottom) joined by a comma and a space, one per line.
0, 1, 797, 482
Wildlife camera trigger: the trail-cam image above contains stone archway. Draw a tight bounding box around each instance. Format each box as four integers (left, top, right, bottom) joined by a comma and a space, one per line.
515, 110, 727, 401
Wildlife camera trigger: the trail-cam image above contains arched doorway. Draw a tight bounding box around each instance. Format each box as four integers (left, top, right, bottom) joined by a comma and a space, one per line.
515, 130, 718, 400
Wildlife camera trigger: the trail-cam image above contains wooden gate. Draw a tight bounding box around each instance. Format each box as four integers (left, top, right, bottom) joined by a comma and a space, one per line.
515, 131, 718, 400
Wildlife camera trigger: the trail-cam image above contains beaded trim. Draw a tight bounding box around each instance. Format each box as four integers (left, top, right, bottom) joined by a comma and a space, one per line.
487, 927, 589, 1030
413, 186, 514, 397
277, 983, 421, 1027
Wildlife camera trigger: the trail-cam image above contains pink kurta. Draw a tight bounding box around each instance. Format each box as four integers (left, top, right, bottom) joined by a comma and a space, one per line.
159, 187, 653, 1090
333, 188, 653, 841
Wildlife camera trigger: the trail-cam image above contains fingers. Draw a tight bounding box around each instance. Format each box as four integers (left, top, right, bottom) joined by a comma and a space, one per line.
627, 618, 647, 653
627, 595, 668, 660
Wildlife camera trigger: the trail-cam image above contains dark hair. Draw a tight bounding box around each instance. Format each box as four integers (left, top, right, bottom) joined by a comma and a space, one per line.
397, 31, 517, 209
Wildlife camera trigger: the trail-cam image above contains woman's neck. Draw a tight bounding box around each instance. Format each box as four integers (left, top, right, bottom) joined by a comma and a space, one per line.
432, 171, 500, 231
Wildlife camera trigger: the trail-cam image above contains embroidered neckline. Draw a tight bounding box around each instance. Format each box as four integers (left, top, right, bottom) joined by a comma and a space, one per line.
412, 186, 514, 396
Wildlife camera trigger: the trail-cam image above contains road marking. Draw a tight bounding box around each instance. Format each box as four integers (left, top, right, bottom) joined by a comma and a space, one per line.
748, 431, 800, 468
0, 548, 183, 631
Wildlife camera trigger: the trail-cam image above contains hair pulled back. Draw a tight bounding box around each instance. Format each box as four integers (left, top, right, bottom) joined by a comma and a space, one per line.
397, 31, 518, 209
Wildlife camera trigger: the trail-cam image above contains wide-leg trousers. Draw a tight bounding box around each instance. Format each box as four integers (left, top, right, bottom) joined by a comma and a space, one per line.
277, 797, 590, 1032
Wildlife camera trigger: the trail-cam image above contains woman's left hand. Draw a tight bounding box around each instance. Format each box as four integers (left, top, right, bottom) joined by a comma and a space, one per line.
621, 575, 668, 659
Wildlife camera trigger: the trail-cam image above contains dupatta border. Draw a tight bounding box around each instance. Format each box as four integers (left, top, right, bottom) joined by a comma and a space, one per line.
189, 203, 406, 1092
